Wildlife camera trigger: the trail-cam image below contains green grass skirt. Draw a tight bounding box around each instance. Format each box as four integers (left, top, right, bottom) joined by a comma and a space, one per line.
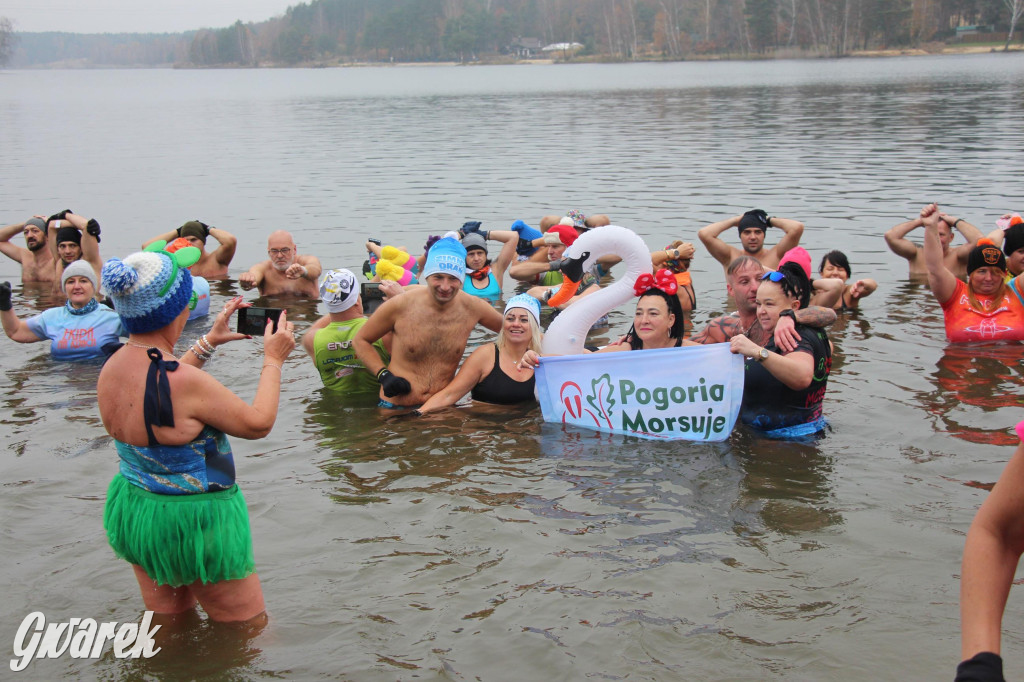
104, 474, 255, 587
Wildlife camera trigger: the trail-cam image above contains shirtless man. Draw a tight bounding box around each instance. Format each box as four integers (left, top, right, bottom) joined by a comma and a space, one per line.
539, 209, 611, 233
0, 217, 55, 282
698, 209, 805, 273
690, 255, 836, 350
46, 211, 103, 295
238, 230, 321, 297
353, 235, 503, 408
885, 210, 982, 278
143, 220, 237, 279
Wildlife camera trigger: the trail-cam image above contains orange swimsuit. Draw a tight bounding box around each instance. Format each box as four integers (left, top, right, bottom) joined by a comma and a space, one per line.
941, 279, 1024, 343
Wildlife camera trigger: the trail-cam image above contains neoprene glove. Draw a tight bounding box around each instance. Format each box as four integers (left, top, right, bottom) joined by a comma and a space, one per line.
86, 218, 102, 243
0, 281, 12, 311
377, 369, 411, 398
48, 209, 72, 224
461, 221, 483, 236
548, 258, 566, 272
516, 238, 534, 254
955, 653, 1004, 682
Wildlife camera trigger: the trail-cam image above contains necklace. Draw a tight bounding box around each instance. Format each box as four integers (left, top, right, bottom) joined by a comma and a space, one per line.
125, 340, 175, 356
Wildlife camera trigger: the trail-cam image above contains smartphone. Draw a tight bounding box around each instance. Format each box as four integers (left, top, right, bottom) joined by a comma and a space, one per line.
361, 282, 384, 315
237, 306, 283, 336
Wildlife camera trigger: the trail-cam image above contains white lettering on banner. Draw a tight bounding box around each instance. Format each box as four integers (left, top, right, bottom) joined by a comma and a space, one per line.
10, 612, 161, 672
534, 344, 745, 441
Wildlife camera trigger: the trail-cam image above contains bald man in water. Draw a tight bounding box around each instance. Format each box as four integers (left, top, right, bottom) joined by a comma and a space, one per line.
239, 230, 322, 297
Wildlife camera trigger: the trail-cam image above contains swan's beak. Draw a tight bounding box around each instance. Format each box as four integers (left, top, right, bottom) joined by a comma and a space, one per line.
546, 251, 589, 307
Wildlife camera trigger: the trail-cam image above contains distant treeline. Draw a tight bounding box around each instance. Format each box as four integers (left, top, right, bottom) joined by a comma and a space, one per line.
8, 0, 1021, 68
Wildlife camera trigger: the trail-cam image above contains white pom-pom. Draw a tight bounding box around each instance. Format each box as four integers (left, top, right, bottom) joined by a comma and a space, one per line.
101, 258, 139, 294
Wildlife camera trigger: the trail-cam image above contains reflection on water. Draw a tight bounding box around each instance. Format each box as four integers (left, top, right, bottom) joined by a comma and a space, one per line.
1, 56, 1024, 678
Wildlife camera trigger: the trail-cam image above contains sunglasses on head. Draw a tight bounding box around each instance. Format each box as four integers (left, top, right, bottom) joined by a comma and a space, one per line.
760, 271, 785, 282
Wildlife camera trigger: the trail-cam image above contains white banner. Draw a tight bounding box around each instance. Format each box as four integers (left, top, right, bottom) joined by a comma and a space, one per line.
535, 344, 745, 441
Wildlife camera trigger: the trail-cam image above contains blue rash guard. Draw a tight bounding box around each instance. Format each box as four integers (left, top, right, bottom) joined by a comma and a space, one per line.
25, 301, 126, 361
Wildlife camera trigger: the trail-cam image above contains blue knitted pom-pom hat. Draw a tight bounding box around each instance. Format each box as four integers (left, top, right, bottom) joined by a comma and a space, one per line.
101, 245, 199, 334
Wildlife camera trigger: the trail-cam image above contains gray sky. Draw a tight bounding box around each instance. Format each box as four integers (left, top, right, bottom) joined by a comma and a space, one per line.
0, 0, 296, 34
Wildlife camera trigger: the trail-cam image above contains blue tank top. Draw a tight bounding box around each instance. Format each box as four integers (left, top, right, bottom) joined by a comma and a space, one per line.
464, 272, 501, 299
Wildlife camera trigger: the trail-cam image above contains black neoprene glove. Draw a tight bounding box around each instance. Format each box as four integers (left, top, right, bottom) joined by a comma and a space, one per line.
48, 209, 72, 224
0, 281, 12, 312
516, 237, 534, 254
548, 258, 566, 272
86, 218, 102, 243
377, 369, 411, 398
955, 652, 1004, 682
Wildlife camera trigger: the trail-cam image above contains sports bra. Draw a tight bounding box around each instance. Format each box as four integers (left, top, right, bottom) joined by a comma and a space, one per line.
471, 345, 536, 405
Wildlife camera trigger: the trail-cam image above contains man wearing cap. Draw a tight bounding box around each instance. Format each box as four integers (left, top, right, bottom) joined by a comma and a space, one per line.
698, 209, 805, 273
885, 208, 983, 279
143, 220, 238, 279
0, 216, 55, 283
353, 234, 503, 408
302, 269, 391, 396
45, 210, 104, 296
509, 222, 583, 285
239, 230, 322, 297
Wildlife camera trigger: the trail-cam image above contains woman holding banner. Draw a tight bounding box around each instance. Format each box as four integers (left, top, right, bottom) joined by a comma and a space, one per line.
728, 261, 832, 438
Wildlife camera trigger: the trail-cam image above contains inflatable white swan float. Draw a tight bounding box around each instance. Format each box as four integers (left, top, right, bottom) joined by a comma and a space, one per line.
542, 225, 652, 356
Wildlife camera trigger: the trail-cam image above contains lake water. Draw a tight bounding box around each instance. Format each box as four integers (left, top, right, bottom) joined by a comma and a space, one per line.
1, 55, 1024, 679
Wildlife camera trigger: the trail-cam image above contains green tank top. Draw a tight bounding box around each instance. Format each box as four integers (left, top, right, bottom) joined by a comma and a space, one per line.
313, 318, 389, 394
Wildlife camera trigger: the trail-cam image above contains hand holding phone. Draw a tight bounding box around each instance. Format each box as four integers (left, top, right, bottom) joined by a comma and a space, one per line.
237, 306, 283, 336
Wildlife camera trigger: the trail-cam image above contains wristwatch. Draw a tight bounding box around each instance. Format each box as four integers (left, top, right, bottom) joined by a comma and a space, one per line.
756, 347, 769, 362
779, 309, 796, 322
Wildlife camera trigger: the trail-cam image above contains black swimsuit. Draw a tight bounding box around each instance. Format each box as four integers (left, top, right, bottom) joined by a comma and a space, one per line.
471, 346, 536, 405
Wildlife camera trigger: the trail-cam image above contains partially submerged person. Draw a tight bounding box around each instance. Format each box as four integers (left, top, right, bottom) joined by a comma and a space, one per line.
0, 260, 125, 360
922, 204, 1024, 343
597, 270, 689, 352
698, 209, 805, 273
238, 230, 322, 297
143, 220, 238, 279
539, 209, 611, 233
0, 216, 55, 283
885, 207, 982, 278
416, 294, 542, 414
650, 240, 697, 321
353, 234, 503, 409
777, 246, 844, 310
986, 214, 1024, 279
459, 225, 519, 299
46, 211, 103, 296
957, 420, 1024, 682
510, 222, 604, 307
98, 243, 296, 624
818, 250, 877, 311
690, 255, 836, 351
728, 262, 832, 438
302, 269, 390, 397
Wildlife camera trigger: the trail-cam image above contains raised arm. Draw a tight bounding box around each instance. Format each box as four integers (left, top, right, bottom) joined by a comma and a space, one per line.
884, 217, 923, 260
487, 229, 519, 284
697, 216, 741, 267
142, 229, 179, 249
922, 204, 958, 305
0, 221, 29, 263
63, 213, 102, 274
651, 241, 695, 268
768, 216, 804, 256
940, 212, 984, 264
207, 226, 237, 267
